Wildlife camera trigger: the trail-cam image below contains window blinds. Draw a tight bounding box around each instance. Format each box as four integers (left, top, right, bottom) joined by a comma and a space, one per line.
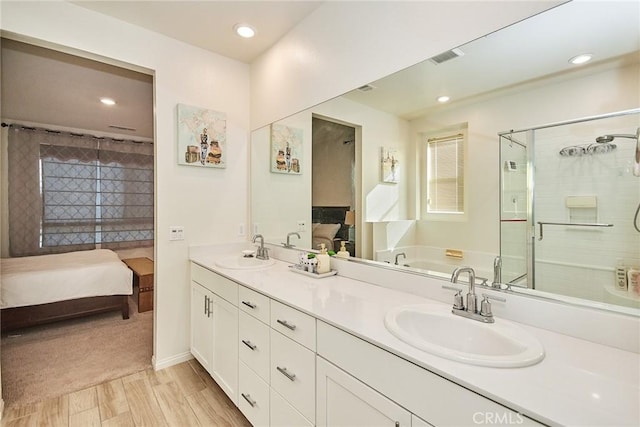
426, 134, 464, 213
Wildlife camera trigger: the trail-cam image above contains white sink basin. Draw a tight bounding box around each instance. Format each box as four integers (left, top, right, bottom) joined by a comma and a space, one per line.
215, 256, 275, 270
384, 304, 544, 368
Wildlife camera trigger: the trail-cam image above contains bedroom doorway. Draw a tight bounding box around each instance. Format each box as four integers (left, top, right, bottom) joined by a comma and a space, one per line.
0, 37, 156, 406
311, 116, 358, 256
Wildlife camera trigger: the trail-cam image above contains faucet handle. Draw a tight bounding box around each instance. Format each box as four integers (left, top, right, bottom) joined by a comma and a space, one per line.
480, 293, 506, 317
442, 285, 465, 310
480, 295, 493, 317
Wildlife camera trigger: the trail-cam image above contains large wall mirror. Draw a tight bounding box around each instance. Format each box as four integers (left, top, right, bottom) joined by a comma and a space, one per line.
251, 1, 640, 314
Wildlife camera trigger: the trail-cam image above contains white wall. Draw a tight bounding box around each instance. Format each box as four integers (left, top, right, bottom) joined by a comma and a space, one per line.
1, 1, 250, 368
250, 0, 563, 129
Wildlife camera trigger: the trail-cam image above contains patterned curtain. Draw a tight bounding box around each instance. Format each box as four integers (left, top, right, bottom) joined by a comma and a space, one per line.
7, 126, 153, 256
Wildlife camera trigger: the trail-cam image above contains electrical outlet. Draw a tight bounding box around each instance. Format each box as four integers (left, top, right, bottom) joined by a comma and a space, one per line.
238, 223, 245, 236
169, 226, 184, 241
297, 220, 306, 232
253, 223, 259, 235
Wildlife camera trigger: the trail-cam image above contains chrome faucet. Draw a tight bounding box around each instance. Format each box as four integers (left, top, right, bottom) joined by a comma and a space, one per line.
394, 252, 406, 265
252, 234, 269, 260
452, 266, 477, 314
447, 266, 506, 323
283, 232, 301, 248
492, 256, 502, 289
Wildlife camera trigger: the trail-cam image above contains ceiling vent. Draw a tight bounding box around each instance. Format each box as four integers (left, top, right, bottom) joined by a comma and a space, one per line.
429, 48, 464, 65
357, 84, 376, 92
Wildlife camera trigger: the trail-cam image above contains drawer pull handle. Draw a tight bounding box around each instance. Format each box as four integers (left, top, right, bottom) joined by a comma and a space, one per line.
276, 366, 296, 381
242, 300, 257, 309
276, 319, 296, 331
242, 339, 257, 350
241, 393, 256, 407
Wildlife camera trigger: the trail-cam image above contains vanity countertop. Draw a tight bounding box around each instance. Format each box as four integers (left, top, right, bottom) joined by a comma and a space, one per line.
190, 246, 640, 426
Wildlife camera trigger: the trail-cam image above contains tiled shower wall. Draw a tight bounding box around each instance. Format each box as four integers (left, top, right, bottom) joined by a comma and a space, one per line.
533, 113, 640, 307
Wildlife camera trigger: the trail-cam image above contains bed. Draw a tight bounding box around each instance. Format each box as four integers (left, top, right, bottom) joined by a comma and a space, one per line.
1, 249, 133, 332
312, 206, 351, 252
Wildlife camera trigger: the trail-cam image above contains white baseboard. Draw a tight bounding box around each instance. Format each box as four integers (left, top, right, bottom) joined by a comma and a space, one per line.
153, 351, 193, 371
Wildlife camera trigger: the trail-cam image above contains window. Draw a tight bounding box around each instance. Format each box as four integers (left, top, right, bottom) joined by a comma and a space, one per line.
422, 131, 466, 218
40, 143, 154, 251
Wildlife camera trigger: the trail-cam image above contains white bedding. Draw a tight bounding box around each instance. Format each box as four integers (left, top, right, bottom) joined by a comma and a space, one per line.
1, 249, 133, 309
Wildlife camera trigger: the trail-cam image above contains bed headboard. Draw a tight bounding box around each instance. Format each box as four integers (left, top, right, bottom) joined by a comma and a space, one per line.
311, 206, 350, 242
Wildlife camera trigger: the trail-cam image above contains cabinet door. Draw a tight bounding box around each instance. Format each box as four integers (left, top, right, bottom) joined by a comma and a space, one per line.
190, 281, 213, 372
211, 293, 239, 404
412, 414, 434, 427
317, 357, 411, 427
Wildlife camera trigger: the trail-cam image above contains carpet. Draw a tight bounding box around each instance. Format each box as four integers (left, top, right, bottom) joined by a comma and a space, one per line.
1, 297, 153, 407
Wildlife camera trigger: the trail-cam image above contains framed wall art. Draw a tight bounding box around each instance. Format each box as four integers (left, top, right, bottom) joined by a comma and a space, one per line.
177, 103, 227, 168
270, 123, 302, 174
381, 147, 399, 183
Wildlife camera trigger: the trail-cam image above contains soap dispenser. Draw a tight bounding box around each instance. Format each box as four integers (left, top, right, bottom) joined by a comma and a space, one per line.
316, 243, 331, 274
336, 241, 350, 259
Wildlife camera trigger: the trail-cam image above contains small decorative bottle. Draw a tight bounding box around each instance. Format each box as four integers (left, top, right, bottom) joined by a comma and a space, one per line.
316, 243, 331, 274
336, 241, 350, 259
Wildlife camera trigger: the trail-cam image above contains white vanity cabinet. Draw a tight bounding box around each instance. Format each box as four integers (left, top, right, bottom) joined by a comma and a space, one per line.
190, 263, 239, 404
190, 281, 214, 371
236, 284, 315, 427
316, 321, 544, 427
316, 356, 414, 427
191, 260, 546, 427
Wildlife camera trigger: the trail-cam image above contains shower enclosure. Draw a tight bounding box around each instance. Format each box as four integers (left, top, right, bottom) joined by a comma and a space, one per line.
499, 109, 640, 309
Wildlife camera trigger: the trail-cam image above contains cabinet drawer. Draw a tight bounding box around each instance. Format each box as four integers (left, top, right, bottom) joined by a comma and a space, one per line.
239, 285, 270, 324
191, 263, 238, 305
270, 330, 316, 423
270, 388, 313, 427
270, 299, 316, 351
239, 311, 270, 382
238, 361, 269, 427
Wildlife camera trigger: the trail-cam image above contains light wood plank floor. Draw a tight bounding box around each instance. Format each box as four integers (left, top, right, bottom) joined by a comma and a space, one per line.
1, 359, 252, 427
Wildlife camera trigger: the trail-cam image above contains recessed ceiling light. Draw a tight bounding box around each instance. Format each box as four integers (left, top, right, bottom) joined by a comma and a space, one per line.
437, 95, 450, 103
569, 53, 593, 65
234, 24, 256, 38
100, 97, 116, 106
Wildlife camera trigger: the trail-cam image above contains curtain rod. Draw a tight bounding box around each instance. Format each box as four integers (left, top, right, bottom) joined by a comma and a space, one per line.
1, 122, 153, 145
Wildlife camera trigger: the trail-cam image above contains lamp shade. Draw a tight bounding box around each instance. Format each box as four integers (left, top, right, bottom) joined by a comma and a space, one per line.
344, 210, 355, 226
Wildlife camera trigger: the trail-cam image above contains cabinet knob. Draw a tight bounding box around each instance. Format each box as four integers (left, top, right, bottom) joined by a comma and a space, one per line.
276, 319, 297, 331
242, 339, 257, 351
276, 366, 296, 381
242, 300, 257, 309
241, 393, 257, 407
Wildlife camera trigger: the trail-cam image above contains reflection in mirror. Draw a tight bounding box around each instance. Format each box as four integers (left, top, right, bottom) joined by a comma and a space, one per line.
250, 0, 640, 314
500, 110, 640, 310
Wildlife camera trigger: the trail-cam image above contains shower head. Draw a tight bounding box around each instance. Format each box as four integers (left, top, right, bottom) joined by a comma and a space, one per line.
595, 127, 639, 177
595, 127, 640, 143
